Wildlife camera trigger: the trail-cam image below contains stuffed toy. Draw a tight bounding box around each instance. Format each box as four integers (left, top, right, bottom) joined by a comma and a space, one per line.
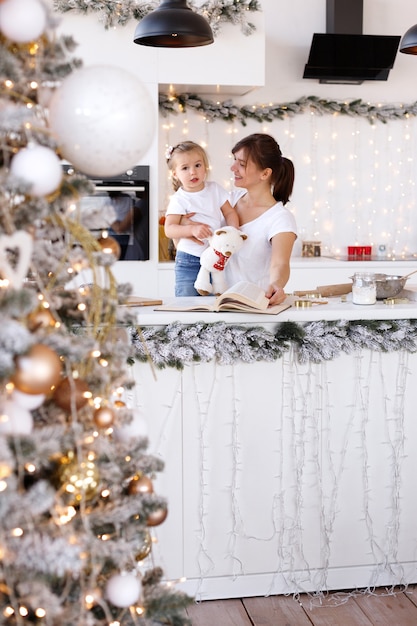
194, 226, 248, 296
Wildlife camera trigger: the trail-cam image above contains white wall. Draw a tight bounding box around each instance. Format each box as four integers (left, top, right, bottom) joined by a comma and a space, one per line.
55, 0, 417, 296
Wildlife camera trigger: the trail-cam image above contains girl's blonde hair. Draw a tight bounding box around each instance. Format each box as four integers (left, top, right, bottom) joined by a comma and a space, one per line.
166, 141, 210, 192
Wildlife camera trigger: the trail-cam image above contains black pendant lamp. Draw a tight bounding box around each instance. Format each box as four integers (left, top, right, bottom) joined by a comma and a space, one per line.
400, 23, 417, 54
133, 0, 214, 48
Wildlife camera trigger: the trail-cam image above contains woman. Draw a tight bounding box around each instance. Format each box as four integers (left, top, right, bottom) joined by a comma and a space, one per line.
224, 133, 297, 305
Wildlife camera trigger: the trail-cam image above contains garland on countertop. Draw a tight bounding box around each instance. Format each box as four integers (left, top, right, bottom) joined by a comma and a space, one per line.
159, 93, 417, 125
130, 319, 417, 370
53, 0, 261, 34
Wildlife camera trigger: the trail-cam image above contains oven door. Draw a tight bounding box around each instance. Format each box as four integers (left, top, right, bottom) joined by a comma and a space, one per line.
83, 184, 149, 261
63, 165, 150, 261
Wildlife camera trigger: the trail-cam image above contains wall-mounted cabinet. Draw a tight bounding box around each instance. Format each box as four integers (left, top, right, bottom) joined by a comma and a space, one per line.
156, 12, 265, 95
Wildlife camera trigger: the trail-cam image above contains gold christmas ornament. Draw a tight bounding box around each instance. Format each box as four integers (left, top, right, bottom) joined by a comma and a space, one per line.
12, 343, 62, 394
93, 405, 115, 429
134, 530, 152, 561
128, 473, 154, 496
97, 234, 121, 260
53, 376, 91, 411
56, 451, 99, 505
146, 506, 168, 527
27, 306, 57, 331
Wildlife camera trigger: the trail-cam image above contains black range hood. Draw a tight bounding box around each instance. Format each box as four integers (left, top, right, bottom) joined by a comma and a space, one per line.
303, 0, 401, 84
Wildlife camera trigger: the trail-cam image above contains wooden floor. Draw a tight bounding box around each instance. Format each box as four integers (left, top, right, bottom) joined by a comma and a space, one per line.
186, 586, 417, 625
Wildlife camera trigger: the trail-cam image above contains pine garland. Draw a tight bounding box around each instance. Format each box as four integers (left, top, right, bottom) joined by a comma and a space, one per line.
130, 319, 417, 369
159, 93, 417, 125
53, 0, 261, 34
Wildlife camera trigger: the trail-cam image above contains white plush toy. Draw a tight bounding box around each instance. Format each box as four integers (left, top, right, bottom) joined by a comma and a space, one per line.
194, 226, 247, 296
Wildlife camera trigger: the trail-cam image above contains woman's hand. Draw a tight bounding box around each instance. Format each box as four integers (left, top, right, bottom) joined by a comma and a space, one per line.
189, 222, 212, 241
179, 212, 210, 244
265, 283, 286, 305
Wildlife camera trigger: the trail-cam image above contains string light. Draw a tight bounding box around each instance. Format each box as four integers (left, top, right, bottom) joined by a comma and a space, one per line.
160, 103, 417, 256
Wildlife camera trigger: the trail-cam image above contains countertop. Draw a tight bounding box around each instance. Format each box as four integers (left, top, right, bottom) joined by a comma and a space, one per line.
133, 289, 417, 326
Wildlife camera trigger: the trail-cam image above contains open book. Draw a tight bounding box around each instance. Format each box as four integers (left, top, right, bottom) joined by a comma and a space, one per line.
154, 281, 292, 315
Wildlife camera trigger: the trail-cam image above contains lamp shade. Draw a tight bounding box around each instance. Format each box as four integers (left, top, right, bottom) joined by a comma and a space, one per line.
133, 0, 214, 48
400, 23, 417, 54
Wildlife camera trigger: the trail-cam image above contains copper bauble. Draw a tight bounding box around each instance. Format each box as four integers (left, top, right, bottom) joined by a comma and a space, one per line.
27, 307, 56, 331
128, 473, 154, 496
53, 377, 91, 411
93, 406, 115, 428
146, 506, 168, 527
12, 343, 62, 394
97, 235, 121, 259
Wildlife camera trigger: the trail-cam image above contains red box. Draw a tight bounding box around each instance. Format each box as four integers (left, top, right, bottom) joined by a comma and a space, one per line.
347, 245, 372, 257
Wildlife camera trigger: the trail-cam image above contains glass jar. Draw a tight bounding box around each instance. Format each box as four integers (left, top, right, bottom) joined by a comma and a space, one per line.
351, 272, 376, 305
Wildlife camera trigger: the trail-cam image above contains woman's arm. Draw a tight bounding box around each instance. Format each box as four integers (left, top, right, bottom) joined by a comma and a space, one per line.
164, 214, 212, 242
265, 231, 296, 304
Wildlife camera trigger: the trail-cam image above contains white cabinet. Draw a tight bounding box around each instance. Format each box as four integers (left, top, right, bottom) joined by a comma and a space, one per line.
131, 329, 417, 600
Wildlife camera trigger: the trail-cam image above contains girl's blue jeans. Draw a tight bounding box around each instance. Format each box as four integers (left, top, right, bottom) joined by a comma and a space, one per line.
174, 250, 201, 296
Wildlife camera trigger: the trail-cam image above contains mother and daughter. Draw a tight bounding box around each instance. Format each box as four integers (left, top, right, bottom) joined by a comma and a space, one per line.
164, 133, 298, 306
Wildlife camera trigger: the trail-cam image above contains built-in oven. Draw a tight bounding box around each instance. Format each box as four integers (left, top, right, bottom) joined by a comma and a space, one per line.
63, 165, 150, 261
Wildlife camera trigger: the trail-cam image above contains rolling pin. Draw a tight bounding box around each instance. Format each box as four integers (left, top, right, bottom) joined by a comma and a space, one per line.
293, 283, 352, 297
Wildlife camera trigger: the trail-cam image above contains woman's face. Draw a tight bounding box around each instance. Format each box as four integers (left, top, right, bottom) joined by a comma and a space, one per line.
230, 148, 264, 188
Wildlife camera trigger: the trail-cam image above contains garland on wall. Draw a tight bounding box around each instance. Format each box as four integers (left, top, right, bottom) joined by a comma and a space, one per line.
159, 92, 417, 125
130, 319, 417, 370
53, 0, 261, 33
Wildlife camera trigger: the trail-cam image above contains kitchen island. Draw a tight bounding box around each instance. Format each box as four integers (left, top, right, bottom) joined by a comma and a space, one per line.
128, 295, 417, 600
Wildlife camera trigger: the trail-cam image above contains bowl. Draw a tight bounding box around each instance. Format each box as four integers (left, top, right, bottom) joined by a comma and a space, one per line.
373, 274, 407, 299
350, 273, 407, 299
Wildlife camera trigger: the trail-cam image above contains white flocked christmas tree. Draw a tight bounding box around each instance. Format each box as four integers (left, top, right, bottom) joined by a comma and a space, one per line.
0, 0, 192, 623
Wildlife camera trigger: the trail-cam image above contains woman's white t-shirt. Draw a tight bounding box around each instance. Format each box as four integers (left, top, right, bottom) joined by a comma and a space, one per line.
224, 189, 298, 290
165, 180, 229, 257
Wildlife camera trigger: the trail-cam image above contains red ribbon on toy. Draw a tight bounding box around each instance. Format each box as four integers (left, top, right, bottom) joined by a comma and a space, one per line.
213, 249, 229, 271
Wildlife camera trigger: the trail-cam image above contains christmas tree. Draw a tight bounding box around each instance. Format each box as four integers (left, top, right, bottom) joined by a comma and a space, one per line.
0, 0, 192, 623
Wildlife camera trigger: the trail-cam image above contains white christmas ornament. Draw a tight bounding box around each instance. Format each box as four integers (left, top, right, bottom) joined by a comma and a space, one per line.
105, 572, 142, 608
0, 399, 33, 435
112, 408, 149, 443
0, 230, 33, 288
10, 145, 63, 197
48, 66, 155, 177
11, 389, 45, 410
0, 0, 46, 43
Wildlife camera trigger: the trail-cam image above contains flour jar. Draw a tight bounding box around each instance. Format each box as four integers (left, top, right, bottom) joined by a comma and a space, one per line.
351, 272, 376, 305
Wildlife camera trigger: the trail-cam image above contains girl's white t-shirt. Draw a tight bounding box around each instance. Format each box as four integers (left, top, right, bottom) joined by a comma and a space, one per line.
165, 181, 229, 257
224, 189, 298, 290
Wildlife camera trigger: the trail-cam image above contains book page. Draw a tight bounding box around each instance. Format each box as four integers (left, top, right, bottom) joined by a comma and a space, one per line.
217, 281, 270, 310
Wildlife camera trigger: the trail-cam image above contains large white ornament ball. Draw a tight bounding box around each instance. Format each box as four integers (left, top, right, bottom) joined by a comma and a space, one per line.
105, 572, 142, 608
48, 66, 155, 177
0, 399, 33, 435
0, 0, 47, 43
10, 145, 63, 197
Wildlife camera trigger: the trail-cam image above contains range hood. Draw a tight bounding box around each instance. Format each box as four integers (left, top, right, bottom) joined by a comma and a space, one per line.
303, 0, 401, 84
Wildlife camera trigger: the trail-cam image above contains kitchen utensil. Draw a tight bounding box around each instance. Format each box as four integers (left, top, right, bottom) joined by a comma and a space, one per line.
350, 269, 417, 300
293, 283, 352, 297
